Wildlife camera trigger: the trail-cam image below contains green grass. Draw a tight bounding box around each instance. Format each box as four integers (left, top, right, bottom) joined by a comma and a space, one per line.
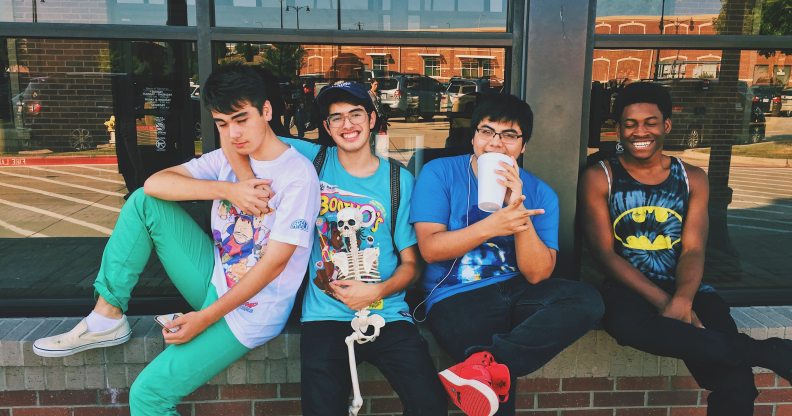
693, 138, 792, 159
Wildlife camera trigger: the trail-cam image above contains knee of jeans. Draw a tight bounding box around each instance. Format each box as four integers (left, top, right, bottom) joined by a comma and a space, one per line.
566, 283, 605, 325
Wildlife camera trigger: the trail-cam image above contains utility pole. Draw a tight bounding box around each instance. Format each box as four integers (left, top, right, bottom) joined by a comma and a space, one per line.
337, 0, 341, 30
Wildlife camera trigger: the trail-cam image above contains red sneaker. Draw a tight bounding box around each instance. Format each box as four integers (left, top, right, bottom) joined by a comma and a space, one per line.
439, 360, 499, 416
487, 362, 511, 403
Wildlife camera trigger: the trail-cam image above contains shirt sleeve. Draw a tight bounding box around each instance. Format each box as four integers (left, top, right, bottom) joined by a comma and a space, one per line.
393, 167, 418, 252
268, 171, 321, 248
409, 159, 451, 226
527, 180, 560, 251
182, 149, 223, 181
280, 136, 321, 162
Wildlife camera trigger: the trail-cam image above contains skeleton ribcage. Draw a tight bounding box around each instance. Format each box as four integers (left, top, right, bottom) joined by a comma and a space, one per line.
333, 247, 381, 282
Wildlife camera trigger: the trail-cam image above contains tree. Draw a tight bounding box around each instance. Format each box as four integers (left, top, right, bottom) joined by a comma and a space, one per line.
261, 44, 306, 79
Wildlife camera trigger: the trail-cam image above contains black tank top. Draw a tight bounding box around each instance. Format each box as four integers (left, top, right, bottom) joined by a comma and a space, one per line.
600, 155, 689, 283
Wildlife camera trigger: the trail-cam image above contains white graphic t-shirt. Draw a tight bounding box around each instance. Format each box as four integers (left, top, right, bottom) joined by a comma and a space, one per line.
183, 146, 320, 348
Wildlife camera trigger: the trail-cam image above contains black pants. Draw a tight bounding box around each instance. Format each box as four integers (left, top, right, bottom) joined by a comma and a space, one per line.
428, 277, 604, 416
300, 320, 448, 416
601, 280, 758, 416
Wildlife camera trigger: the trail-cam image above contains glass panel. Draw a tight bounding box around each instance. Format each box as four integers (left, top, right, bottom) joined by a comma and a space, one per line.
0, 0, 196, 25
213, 0, 508, 32
586, 48, 792, 293
0, 39, 198, 307
218, 42, 507, 172
595, 0, 792, 36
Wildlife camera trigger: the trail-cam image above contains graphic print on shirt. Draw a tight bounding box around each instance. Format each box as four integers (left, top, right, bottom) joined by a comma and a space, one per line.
442, 206, 517, 287
212, 200, 272, 310
313, 182, 384, 308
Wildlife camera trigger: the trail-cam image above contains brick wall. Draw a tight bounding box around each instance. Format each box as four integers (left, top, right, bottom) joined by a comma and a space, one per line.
13, 39, 114, 151
1, 375, 790, 415
2, 308, 792, 415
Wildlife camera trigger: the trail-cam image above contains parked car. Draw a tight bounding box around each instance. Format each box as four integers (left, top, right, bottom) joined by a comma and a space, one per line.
442, 78, 496, 113
377, 74, 443, 122
780, 88, 792, 117
654, 79, 766, 148
750, 84, 782, 115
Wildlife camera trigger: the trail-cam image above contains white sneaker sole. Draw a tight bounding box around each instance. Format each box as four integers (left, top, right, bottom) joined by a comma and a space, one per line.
32, 330, 132, 358
439, 369, 498, 416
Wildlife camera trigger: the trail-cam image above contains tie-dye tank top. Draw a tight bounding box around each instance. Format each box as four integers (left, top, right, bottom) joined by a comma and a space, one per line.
600, 155, 690, 283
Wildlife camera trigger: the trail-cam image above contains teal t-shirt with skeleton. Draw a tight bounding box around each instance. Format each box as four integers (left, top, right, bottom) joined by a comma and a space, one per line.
282, 138, 417, 323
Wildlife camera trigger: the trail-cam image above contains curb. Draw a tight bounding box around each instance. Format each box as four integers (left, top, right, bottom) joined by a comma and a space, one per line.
0, 155, 118, 166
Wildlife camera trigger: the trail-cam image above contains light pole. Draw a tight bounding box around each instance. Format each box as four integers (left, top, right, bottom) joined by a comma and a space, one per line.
279, 0, 284, 29
285, 5, 309, 30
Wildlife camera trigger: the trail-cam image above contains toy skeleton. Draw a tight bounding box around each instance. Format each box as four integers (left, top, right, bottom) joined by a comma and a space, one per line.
334, 207, 380, 282
345, 308, 385, 416
330, 207, 386, 415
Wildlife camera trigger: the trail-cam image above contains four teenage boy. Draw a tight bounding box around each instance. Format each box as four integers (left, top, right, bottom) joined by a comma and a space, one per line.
31, 64, 790, 416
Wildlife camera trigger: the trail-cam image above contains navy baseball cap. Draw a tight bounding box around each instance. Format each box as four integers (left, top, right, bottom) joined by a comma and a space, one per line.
315, 81, 374, 112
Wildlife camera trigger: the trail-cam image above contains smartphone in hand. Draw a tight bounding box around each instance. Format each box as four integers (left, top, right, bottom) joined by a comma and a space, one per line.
155, 313, 183, 333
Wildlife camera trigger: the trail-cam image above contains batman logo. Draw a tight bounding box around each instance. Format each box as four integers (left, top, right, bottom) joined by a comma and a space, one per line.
612, 206, 683, 251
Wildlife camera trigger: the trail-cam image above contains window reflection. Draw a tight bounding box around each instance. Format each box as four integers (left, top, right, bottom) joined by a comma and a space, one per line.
217, 42, 507, 173
588, 48, 792, 292
214, 0, 508, 32
0, 0, 196, 25
595, 0, 791, 36
0, 38, 197, 239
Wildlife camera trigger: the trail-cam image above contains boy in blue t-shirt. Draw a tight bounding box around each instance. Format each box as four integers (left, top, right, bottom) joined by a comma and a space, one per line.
226, 81, 447, 415
410, 94, 604, 416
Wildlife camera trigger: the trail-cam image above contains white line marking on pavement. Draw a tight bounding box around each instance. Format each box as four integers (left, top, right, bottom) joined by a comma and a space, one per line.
728, 223, 792, 233
77, 165, 118, 172
0, 182, 121, 213
729, 214, 792, 226
0, 197, 112, 235
0, 218, 49, 237
727, 204, 790, 215
26, 166, 126, 185
0, 170, 125, 197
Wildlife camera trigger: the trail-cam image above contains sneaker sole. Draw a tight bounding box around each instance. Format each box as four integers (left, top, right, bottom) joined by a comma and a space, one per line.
32, 331, 132, 358
439, 369, 498, 416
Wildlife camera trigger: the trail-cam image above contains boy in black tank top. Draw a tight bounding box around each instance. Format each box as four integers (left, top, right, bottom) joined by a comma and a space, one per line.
579, 82, 792, 416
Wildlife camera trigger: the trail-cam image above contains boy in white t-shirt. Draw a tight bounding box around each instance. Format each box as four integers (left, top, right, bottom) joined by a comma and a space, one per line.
32, 64, 320, 415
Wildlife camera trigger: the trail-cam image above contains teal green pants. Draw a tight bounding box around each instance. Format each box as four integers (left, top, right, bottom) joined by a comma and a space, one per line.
94, 189, 249, 416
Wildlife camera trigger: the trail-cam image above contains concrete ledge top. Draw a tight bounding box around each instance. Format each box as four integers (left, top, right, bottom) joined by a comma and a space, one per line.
0, 306, 790, 391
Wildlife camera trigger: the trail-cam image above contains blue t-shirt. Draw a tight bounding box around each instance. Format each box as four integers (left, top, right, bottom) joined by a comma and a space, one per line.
283, 137, 417, 323
409, 154, 560, 312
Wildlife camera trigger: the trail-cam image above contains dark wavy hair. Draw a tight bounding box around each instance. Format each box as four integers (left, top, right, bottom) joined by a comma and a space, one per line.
201, 63, 269, 115
471, 93, 534, 145
613, 82, 672, 121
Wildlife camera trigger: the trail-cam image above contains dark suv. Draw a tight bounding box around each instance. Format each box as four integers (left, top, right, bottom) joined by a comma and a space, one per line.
377, 74, 443, 122
750, 84, 782, 116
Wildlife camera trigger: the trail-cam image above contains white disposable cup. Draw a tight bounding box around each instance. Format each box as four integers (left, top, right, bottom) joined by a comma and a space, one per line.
476, 152, 515, 212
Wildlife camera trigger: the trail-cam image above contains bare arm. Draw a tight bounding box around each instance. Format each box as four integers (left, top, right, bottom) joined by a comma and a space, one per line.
330, 245, 420, 310
663, 165, 708, 327
163, 240, 297, 344
579, 165, 671, 310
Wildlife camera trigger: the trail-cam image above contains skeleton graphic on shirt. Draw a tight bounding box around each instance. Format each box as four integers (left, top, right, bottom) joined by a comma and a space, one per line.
314, 205, 382, 299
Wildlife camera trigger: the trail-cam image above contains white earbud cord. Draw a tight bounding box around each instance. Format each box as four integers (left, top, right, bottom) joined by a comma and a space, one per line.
412, 155, 475, 323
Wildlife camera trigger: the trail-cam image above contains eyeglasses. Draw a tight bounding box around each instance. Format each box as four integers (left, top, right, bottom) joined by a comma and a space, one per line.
327, 109, 368, 128
475, 127, 522, 144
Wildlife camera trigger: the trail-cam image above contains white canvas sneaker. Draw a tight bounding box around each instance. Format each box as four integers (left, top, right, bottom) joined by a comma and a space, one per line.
33, 316, 132, 357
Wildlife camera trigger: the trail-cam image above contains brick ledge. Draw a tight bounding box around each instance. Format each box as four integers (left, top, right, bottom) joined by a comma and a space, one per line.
0, 306, 791, 391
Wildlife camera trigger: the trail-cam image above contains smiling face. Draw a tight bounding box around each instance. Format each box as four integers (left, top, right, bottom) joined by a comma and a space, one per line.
617, 102, 672, 161
324, 102, 376, 155
212, 100, 274, 159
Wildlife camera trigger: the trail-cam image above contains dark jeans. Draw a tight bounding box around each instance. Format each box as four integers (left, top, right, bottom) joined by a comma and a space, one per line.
427, 277, 604, 416
601, 280, 758, 416
301, 320, 447, 416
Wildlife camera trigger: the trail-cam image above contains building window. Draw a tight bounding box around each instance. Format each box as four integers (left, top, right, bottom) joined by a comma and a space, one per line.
482, 59, 492, 77
424, 56, 440, 77
657, 60, 687, 79
692, 61, 719, 79
461, 59, 479, 78
372, 56, 388, 72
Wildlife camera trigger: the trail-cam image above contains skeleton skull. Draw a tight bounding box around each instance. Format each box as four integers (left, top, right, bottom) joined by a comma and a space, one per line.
337, 207, 363, 238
